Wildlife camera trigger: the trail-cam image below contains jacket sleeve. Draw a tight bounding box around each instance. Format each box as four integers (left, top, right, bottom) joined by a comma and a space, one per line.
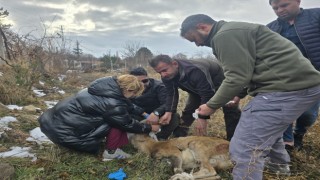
207, 30, 255, 109
131, 103, 145, 115
188, 69, 215, 104
102, 105, 152, 133
163, 79, 179, 113
153, 82, 167, 116
237, 87, 248, 99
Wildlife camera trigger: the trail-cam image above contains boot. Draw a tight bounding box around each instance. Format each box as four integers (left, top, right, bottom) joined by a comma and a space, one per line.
285, 144, 294, 156
172, 126, 189, 137
293, 133, 304, 151
157, 113, 180, 140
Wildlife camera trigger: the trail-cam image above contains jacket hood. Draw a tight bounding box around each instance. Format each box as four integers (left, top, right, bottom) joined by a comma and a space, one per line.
88, 76, 125, 99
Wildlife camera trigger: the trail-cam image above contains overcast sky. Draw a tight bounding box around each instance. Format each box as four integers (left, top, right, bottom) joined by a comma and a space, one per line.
1, 0, 319, 58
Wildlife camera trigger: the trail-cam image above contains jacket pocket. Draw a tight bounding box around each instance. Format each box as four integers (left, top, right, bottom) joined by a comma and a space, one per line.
251, 105, 282, 112
242, 104, 252, 112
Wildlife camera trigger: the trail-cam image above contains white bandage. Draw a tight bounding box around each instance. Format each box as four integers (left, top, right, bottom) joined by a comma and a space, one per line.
192, 110, 199, 119
149, 130, 160, 141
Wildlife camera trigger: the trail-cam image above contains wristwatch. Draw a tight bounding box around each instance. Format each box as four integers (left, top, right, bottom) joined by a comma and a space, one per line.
153, 111, 160, 116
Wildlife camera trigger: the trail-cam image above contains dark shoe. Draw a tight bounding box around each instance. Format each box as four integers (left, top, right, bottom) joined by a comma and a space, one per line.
154, 130, 169, 141
265, 161, 291, 176
293, 133, 304, 151
285, 144, 294, 155
157, 113, 180, 140
172, 126, 189, 137
156, 132, 170, 140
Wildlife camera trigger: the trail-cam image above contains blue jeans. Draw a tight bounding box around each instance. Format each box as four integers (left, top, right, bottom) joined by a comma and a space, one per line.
283, 101, 320, 142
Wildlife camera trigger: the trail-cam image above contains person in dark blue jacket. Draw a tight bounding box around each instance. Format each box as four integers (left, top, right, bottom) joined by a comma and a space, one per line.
38, 75, 160, 157
267, 0, 320, 152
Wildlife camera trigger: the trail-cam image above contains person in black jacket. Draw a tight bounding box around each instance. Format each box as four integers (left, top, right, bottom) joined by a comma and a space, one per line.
129, 67, 180, 140
267, 0, 320, 152
38, 75, 160, 158
149, 55, 241, 140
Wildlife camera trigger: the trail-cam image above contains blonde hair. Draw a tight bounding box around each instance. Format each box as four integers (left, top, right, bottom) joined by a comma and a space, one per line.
117, 74, 144, 96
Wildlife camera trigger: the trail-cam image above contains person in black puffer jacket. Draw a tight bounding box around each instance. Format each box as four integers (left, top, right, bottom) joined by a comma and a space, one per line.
38, 75, 160, 156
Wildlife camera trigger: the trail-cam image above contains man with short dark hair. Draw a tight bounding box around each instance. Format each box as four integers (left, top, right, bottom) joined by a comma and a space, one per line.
180, 13, 320, 179
149, 55, 241, 140
267, 0, 320, 152
129, 67, 179, 140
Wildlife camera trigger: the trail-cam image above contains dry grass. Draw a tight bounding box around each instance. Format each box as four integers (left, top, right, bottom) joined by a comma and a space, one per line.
0, 69, 319, 180
0, 66, 35, 105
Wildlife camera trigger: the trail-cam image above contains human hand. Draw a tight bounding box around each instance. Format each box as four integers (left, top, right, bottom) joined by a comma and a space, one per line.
225, 96, 240, 107
159, 112, 172, 125
195, 118, 208, 136
197, 104, 216, 116
146, 113, 160, 125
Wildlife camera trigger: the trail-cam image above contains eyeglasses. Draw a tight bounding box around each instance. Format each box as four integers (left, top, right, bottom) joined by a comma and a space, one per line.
141, 79, 149, 83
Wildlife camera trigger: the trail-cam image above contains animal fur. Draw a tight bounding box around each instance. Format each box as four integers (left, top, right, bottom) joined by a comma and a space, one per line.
129, 134, 233, 179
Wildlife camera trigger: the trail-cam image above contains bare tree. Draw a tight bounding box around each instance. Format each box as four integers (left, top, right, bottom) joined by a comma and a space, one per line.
121, 41, 142, 69
0, 7, 11, 63
191, 51, 215, 60
173, 53, 188, 60
135, 47, 153, 67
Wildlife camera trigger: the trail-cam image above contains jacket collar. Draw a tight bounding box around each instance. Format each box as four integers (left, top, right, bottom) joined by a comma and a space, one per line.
204, 20, 227, 55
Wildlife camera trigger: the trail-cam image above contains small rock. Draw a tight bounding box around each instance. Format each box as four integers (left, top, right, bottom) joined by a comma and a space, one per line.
23, 105, 38, 113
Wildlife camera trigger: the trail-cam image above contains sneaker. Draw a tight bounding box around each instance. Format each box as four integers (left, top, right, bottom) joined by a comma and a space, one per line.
265, 161, 291, 176
102, 148, 132, 161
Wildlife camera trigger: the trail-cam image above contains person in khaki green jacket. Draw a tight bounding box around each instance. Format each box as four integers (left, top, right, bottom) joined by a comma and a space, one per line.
179, 14, 320, 180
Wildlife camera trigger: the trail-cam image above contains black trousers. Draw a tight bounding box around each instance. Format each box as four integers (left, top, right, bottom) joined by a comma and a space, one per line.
173, 93, 241, 141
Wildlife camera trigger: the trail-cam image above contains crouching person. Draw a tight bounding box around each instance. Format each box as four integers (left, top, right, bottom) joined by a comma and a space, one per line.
129, 67, 180, 140
38, 75, 160, 160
